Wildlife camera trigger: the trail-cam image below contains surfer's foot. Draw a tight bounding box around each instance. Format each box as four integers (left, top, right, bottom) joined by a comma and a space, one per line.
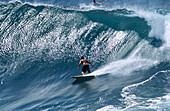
81, 72, 85, 75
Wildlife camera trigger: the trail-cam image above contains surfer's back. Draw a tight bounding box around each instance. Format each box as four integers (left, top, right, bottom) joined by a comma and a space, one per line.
80, 59, 89, 66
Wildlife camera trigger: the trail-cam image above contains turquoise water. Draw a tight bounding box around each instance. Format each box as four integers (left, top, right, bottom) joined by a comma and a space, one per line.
0, 0, 170, 111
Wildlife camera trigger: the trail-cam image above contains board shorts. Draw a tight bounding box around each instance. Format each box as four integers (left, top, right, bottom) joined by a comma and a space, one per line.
82, 65, 91, 73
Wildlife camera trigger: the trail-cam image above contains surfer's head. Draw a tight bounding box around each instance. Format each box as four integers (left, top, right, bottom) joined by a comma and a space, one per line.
80, 56, 84, 59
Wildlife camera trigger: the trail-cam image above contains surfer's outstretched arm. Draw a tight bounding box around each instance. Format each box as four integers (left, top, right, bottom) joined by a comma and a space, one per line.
77, 61, 81, 70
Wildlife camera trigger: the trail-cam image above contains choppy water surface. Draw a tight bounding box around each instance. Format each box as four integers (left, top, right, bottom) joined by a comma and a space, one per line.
0, 0, 170, 110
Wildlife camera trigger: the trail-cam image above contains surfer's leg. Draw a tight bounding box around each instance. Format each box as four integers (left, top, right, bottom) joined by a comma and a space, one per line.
87, 65, 91, 73
81, 66, 86, 75
81, 71, 85, 75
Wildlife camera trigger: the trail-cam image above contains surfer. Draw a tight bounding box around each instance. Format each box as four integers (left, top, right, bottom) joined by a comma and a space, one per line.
77, 56, 93, 75
93, 0, 107, 4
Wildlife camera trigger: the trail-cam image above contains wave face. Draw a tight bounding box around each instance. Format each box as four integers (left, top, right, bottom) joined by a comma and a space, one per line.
0, 1, 170, 111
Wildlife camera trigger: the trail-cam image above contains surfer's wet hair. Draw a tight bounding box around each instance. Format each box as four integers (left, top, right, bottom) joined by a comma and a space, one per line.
81, 56, 84, 59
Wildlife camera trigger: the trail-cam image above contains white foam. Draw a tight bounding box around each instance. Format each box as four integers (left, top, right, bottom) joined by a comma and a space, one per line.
120, 70, 170, 110
146, 94, 170, 110
97, 70, 170, 111
79, 3, 100, 11
133, 9, 170, 47
89, 57, 157, 77
9, 0, 22, 3
164, 16, 170, 47
96, 105, 121, 111
135, 10, 163, 38
78, 3, 124, 11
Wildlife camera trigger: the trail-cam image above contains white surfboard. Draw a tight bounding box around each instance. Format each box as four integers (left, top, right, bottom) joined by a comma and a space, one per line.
71, 74, 96, 79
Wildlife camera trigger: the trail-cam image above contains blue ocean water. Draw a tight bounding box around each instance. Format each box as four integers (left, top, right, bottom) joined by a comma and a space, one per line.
0, 0, 170, 111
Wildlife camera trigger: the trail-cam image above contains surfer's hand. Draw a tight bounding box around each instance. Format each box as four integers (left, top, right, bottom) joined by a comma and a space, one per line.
77, 67, 79, 70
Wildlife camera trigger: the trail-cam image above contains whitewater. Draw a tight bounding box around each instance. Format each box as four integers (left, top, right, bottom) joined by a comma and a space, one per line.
0, 0, 170, 111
